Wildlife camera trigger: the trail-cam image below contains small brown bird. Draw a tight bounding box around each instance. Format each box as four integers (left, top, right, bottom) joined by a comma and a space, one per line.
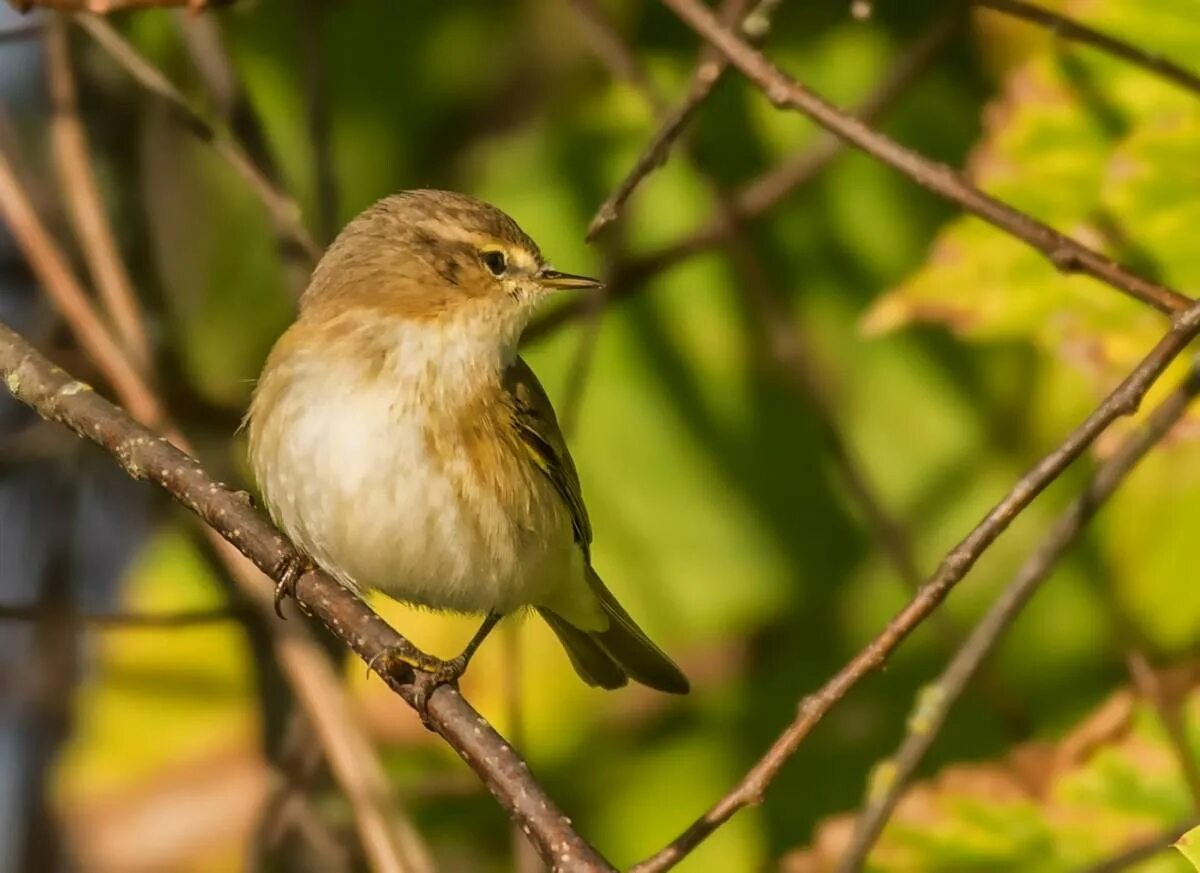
246, 190, 688, 697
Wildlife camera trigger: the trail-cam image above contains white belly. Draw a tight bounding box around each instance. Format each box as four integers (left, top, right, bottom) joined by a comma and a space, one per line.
248, 331, 579, 616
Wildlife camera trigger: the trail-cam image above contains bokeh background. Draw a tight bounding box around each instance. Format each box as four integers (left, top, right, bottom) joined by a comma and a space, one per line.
1, 0, 1199, 870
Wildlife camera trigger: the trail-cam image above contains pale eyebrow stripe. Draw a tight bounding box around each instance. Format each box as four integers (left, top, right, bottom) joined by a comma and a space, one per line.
415, 219, 541, 272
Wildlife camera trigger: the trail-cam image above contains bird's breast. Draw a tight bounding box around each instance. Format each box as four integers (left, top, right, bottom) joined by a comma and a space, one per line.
247, 316, 575, 614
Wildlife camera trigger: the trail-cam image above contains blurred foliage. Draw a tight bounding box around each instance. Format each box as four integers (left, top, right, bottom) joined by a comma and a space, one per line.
791, 666, 1200, 872
2, 0, 1189, 870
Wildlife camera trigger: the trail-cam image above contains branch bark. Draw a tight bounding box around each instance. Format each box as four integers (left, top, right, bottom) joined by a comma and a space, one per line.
0, 320, 614, 873
524, 7, 956, 345
583, 0, 758, 239
0, 127, 430, 873
835, 359, 1200, 873
0, 146, 163, 426
73, 14, 320, 266
45, 20, 152, 372
630, 303, 1200, 872
975, 0, 1200, 97
658, 0, 1193, 317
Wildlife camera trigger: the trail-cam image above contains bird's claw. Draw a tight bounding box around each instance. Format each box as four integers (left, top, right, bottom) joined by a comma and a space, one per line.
273, 554, 312, 619
367, 645, 468, 728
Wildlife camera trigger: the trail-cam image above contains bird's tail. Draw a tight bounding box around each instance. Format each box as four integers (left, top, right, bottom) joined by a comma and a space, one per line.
538, 568, 689, 694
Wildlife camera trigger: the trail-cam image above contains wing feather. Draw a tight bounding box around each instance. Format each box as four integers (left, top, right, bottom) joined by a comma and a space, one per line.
504, 356, 592, 552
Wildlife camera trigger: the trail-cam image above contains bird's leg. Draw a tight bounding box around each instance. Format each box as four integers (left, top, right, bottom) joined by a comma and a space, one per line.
441, 611, 503, 679
273, 553, 314, 619
371, 613, 503, 716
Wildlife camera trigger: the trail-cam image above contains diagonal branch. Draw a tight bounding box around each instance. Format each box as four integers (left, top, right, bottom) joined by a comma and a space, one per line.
0, 320, 614, 873
568, 0, 1026, 735
44, 19, 153, 372
584, 0, 759, 239
524, 7, 956, 345
73, 14, 321, 266
658, 0, 1193, 316
975, 0, 1200, 98
0, 120, 434, 873
632, 300, 1200, 872
835, 358, 1200, 873
0, 143, 163, 426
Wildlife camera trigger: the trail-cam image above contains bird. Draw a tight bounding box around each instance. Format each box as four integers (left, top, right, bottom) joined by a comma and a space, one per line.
246, 189, 688, 702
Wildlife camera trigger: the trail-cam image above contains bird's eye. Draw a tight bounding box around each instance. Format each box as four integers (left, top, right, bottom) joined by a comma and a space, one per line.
482, 250, 507, 277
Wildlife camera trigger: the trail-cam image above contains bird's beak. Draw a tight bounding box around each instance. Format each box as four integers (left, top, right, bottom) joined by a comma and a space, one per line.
537, 268, 603, 291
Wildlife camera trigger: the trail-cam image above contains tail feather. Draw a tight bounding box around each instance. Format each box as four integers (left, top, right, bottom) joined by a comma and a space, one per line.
538, 608, 628, 690
540, 570, 690, 695
589, 570, 689, 694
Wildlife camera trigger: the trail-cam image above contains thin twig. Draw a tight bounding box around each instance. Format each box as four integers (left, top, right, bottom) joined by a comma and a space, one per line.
658, 0, 1192, 316
524, 7, 956, 345
708, 193, 1028, 735
0, 321, 614, 872
835, 360, 1200, 873
170, 12, 314, 297
560, 0, 674, 435
569, 0, 1027, 735
73, 14, 321, 266
0, 602, 243, 626
584, 0, 756, 239
975, 0, 1200, 97
44, 19, 153, 372
575, 0, 1024, 734
0, 140, 163, 426
632, 300, 1200, 872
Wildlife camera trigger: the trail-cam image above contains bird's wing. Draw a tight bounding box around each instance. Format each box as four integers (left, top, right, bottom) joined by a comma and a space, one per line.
504, 356, 592, 552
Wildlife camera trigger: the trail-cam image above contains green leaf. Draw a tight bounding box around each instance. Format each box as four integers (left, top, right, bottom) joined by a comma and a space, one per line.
1175, 823, 1200, 870
866, 1, 1200, 396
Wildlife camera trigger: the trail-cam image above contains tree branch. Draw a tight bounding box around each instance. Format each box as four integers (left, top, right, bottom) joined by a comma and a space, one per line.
570, 0, 1026, 736
583, 0, 760, 239
835, 359, 1200, 873
73, 14, 321, 266
524, 7, 955, 345
0, 143, 164, 426
631, 303, 1200, 871
0, 320, 614, 873
44, 19, 153, 372
0, 127, 431, 873
975, 0, 1200, 98
657, 0, 1193, 316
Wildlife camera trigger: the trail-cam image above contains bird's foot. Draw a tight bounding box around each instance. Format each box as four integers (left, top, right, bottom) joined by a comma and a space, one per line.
367, 643, 469, 725
273, 554, 313, 619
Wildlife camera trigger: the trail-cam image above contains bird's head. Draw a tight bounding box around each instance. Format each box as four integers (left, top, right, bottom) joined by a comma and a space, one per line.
300, 190, 601, 335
